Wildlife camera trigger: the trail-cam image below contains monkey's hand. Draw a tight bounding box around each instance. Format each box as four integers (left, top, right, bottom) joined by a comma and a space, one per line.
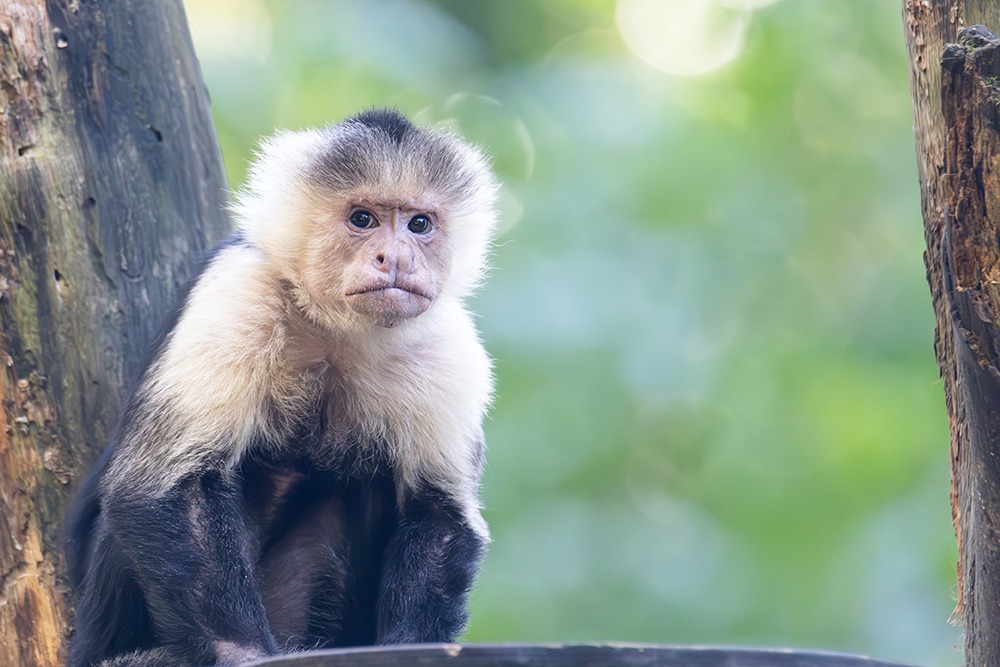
375, 488, 485, 643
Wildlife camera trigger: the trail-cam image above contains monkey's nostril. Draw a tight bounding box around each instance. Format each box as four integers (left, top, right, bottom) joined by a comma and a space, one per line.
373, 252, 392, 272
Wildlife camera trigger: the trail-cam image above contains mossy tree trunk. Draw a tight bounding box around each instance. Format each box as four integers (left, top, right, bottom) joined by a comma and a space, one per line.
0, 1, 228, 664
904, 1, 1000, 665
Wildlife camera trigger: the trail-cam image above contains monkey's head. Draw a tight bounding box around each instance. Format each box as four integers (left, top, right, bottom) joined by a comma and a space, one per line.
233, 109, 499, 329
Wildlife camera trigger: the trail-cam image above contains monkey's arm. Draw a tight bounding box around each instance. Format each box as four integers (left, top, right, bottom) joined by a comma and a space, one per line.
371, 308, 493, 644
103, 470, 278, 665
375, 485, 486, 644
97, 243, 287, 664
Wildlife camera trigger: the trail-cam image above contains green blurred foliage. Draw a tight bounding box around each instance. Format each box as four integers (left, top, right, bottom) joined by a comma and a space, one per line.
182, 0, 960, 663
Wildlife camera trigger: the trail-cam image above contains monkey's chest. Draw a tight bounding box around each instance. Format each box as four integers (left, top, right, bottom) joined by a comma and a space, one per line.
261, 399, 394, 479
277, 360, 431, 468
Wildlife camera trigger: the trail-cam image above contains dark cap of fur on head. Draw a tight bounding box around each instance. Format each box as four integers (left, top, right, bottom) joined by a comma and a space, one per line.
308, 109, 484, 205
347, 108, 413, 145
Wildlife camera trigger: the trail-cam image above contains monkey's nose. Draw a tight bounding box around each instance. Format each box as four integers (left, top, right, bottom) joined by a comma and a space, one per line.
373, 246, 415, 274
373, 251, 396, 274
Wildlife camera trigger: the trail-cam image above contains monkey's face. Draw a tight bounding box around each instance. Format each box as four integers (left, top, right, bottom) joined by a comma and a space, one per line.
302, 197, 450, 329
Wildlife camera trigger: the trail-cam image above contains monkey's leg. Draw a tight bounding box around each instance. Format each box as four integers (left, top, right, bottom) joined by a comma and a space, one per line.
67, 519, 153, 667
375, 489, 485, 643
105, 471, 279, 666
259, 493, 349, 649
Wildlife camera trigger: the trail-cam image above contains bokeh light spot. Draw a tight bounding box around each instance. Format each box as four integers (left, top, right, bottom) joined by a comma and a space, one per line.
615, 0, 750, 76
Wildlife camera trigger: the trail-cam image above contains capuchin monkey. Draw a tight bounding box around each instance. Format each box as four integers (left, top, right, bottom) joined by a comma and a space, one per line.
64, 109, 499, 667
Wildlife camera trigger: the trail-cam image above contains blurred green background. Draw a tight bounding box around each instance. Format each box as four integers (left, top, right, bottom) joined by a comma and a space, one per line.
180, 0, 959, 664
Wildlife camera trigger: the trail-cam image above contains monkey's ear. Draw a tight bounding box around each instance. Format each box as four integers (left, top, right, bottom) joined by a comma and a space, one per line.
236, 128, 325, 211
231, 128, 327, 276
438, 140, 501, 300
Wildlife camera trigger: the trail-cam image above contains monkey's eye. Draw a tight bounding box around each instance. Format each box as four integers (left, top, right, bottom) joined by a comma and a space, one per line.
349, 210, 375, 229
407, 215, 431, 234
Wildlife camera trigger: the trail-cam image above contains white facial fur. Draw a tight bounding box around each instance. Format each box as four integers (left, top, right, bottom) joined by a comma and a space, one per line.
232, 121, 499, 325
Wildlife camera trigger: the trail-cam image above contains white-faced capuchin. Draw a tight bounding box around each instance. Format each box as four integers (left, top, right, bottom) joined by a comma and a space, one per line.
64, 109, 499, 667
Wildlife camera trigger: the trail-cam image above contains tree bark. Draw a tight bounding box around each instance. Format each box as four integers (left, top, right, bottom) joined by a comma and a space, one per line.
0, 1, 228, 665
905, 2, 1000, 665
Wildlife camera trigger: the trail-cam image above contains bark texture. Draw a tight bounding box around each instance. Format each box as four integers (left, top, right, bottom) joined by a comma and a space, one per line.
0, 1, 228, 665
905, 1, 1000, 665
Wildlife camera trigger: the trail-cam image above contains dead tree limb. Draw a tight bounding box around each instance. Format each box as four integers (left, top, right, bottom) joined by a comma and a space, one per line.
905, 2, 1000, 664
0, 1, 227, 664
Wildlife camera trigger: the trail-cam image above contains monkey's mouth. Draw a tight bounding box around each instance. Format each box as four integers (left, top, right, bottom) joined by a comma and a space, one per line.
345, 283, 433, 326
346, 284, 431, 301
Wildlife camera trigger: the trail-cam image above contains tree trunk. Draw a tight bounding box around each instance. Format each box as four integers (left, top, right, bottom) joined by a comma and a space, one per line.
904, 2, 1000, 665
0, 1, 228, 665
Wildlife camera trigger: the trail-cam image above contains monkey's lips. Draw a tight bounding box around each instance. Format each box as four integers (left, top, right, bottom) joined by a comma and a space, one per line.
345, 284, 433, 326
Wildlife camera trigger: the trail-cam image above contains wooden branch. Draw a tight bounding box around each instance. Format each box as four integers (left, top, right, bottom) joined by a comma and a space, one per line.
939, 24, 1000, 663
243, 643, 916, 667
906, 2, 1000, 664
0, 1, 227, 664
